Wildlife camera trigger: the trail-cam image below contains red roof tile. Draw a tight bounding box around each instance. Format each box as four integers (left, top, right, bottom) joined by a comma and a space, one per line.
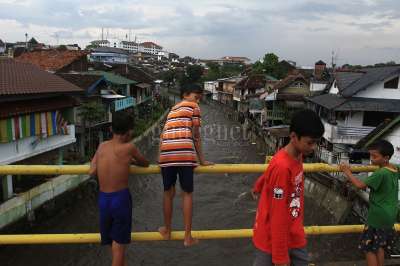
140, 42, 162, 49
15, 49, 87, 72
0, 58, 83, 96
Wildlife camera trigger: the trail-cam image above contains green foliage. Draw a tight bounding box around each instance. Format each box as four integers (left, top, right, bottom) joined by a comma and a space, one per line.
251, 52, 288, 79
57, 45, 68, 51
179, 65, 204, 86
79, 101, 106, 123
162, 69, 177, 86
252, 60, 264, 74
203, 62, 244, 81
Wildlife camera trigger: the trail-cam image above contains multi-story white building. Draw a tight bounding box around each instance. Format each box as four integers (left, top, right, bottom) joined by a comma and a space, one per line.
308, 66, 400, 164
139, 42, 163, 55
120, 41, 139, 53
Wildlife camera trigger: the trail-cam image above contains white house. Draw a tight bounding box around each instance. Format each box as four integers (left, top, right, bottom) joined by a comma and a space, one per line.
204, 81, 219, 101
308, 66, 400, 164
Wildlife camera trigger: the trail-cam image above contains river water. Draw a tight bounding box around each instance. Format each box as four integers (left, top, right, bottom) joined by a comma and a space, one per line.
0, 102, 363, 265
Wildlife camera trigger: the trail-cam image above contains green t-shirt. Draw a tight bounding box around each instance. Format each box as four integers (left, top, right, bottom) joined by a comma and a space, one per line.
365, 167, 399, 229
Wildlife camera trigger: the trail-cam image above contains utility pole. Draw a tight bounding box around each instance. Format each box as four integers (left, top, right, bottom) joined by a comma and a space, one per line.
25, 33, 28, 49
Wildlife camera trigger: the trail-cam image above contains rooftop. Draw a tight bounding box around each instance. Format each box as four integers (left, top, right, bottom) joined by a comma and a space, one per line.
335, 66, 400, 97
0, 58, 83, 97
15, 49, 87, 72
84, 70, 137, 85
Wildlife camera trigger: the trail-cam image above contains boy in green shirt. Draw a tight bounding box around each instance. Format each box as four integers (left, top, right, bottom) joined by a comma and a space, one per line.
340, 140, 398, 266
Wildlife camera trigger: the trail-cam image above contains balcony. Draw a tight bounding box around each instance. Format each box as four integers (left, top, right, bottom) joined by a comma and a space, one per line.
323, 120, 374, 145
0, 125, 76, 165
113, 97, 135, 112
137, 95, 152, 105
265, 109, 286, 120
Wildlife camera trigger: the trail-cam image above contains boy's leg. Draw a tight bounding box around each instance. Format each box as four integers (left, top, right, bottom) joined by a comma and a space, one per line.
183, 191, 198, 246
159, 167, 177, 240
289, 247, 308, 266
253, 248, 273, 266
366, 252, 378, 266
111, 241, 126, 266
159, 186, 175, 239
178, 167, 198, 246
377, 248, 384, 266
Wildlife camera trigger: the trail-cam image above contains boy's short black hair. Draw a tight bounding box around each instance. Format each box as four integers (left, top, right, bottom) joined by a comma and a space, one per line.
180, 83, 203, 98
367, 139, 394, 158
289, 109, 324, 138
112, 112, 134, 135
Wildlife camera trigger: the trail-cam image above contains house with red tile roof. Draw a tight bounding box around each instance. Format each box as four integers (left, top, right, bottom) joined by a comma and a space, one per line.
15, 49, 88, 73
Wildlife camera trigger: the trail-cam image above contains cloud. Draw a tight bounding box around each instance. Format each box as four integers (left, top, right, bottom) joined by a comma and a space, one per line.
1, 0, 400, 65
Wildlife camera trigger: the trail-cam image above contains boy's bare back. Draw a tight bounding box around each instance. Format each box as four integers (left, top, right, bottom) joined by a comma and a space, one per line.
91, 140, 149, 193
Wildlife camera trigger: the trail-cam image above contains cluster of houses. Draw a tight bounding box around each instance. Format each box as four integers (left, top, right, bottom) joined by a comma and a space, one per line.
204, 60, 400, 166
0, 46, 160, 202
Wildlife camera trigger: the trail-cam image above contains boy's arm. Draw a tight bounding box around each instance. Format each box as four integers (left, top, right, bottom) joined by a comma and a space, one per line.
193, 125, 211, 165
339, 163, 367, 189
192, 105, 213, 166
251, 171, 267, 200
130, 144, 150, 167
89, 149, 99, 176
269, 166, 291, 265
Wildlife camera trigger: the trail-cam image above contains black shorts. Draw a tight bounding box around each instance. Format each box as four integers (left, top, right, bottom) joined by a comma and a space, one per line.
161, 166, 194, 193
359, 225, 397, 254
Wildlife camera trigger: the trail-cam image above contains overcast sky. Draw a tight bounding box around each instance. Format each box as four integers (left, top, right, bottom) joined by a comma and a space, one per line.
1, 0, 400, 66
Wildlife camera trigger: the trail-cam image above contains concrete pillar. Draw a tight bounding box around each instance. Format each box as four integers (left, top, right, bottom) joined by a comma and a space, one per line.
2, 175, 13, 201
58, 147, 64, 165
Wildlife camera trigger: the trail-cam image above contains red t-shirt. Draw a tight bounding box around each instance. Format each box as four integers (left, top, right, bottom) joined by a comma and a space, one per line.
252, 149, 306, 265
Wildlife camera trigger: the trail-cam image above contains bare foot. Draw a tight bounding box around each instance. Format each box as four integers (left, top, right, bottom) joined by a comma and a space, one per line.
158, 226, 171, 240
184, 237, 199, 247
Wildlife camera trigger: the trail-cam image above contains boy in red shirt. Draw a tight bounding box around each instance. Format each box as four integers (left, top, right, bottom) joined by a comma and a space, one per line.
252, 109, 324, 266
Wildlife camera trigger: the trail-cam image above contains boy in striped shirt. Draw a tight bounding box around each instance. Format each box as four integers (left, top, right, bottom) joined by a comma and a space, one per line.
158, 83, 213, 247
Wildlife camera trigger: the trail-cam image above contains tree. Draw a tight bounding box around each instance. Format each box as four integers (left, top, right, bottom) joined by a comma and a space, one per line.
251, 52, 287, 79
78, 101, 106, 157
179, 65, 204, 86
263, 53, 279, 74
252, 60, 264, 74
162, 69, 177, 87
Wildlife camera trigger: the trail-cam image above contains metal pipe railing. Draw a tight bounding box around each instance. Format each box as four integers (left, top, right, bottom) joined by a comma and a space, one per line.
1, 224, 399, 245
0, 163, 378, 175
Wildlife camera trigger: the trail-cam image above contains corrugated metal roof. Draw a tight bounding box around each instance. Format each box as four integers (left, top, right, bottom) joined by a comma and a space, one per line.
84, 71, 137, 85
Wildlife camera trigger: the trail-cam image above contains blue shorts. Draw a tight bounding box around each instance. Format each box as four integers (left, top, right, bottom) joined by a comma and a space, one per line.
161, 166, 194, 193
98, 188, 132, 245
359, 225, 396, 254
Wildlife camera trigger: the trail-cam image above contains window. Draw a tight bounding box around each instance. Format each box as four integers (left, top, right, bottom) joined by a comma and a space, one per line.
363, 111, 395, 127
384, 77, 399, 89
293, 82, 304, 88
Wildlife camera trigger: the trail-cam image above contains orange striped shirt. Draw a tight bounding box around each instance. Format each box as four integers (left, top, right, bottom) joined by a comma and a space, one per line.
159, 100, 201, 167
